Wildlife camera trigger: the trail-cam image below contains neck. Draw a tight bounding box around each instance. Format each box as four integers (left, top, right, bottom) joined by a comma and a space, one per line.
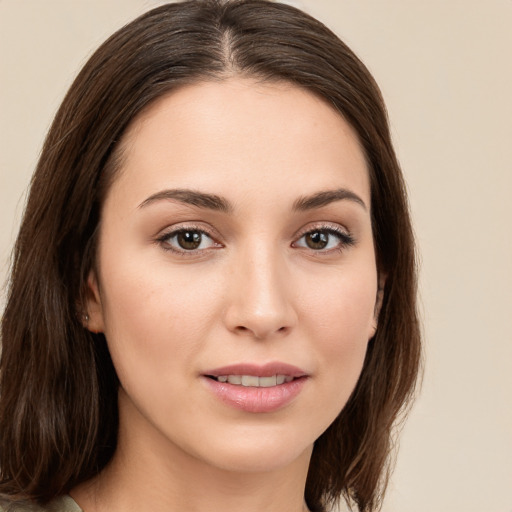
72, 391, 312, 512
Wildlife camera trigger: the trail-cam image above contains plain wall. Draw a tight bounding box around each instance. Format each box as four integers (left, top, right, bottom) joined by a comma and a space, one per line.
1, 1, 511, 511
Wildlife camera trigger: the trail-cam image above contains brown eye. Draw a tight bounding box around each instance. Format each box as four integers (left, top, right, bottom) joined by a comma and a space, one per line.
304, 231, 329, 250
176, 230, 203, 250
294, 227, 355, 252
160, 229, 217, 253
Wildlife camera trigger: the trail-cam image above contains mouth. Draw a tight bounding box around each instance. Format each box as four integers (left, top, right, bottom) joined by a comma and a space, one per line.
202, 362, 308, 413
206, 374, 296, 387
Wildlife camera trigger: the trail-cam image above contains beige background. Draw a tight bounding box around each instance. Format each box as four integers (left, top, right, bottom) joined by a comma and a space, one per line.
1, 1, 511, 511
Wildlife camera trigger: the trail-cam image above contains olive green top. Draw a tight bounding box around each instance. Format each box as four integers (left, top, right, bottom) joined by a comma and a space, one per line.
0, 496, 82, 512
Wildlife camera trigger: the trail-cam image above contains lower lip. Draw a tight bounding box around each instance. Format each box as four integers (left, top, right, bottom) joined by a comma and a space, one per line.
202, 376, 308, 413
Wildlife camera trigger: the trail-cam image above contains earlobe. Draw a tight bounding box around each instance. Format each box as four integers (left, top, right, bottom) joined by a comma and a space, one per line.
84, 270, 105, 333
369, 273, 387, 339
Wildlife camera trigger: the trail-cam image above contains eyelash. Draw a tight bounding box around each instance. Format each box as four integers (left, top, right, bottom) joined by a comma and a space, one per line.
156, 224, 220, 256
156, 223, 355, 256
293, 225, 355, 253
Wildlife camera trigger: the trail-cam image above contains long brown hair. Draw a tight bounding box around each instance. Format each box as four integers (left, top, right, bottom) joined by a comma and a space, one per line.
0, 1, 421, 511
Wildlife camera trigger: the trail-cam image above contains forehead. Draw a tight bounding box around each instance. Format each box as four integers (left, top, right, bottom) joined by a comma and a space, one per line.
107, 78, 370, 210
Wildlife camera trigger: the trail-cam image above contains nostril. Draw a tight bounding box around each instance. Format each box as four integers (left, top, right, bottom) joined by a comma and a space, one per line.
233, 324, 289, 339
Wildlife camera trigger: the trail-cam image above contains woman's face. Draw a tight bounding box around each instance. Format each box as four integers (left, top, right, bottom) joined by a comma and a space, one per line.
87, 78, 381, 474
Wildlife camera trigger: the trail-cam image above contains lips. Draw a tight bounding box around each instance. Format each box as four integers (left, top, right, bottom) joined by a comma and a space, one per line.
202, 362, 308, 413
205, 362, 307, 379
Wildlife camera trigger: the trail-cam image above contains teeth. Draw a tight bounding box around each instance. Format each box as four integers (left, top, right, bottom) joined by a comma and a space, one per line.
216, 375, 294, 387
241, 375, 259, 386
259, 376, 277, 387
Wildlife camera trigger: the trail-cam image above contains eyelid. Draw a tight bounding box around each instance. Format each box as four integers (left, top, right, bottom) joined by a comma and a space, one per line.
155, 223, 223, 256
292, 222, 355, 252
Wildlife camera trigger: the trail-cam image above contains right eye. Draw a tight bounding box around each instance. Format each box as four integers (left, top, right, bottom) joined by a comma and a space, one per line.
158, 228, 219, 254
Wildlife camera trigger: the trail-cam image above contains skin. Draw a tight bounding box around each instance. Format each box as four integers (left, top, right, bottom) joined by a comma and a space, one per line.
76, 78, 383, 512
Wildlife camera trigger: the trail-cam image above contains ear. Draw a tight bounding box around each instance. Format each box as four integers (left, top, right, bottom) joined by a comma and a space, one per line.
84, 270, 105, 333
369, 272, 387, 339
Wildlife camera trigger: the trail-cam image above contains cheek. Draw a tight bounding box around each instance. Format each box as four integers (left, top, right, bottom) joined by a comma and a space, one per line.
300, 264, 377, 405
96, 253, 224, 384
303, 262, 377, 343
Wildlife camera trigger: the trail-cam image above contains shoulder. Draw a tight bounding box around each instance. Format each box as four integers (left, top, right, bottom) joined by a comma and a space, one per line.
0, 496, 82, 512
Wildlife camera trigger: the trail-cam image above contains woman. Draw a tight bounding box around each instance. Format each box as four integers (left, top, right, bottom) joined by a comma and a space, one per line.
0, 1, 421, 511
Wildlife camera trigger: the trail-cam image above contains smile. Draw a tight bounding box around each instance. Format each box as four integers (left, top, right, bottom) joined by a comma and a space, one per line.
202, 363, 308, 413
209, 375, 295, 387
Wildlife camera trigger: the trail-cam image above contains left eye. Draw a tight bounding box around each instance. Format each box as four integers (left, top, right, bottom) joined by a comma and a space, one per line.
162, 229, 216, 251
294, 229, 352, 251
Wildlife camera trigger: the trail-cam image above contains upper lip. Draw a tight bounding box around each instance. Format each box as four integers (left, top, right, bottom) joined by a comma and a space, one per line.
203, 362, 308, 378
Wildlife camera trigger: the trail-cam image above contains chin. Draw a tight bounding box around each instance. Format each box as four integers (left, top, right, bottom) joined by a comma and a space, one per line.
206, 442, 313, 475
183, 423, 317, 474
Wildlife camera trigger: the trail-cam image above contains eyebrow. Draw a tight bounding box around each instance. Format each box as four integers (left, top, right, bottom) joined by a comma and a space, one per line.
138, 189, 232, 213
292, 188, 367, 212
138, 187, 366, 213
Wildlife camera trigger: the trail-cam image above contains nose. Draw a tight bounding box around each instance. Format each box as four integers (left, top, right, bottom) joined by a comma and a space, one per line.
222, 246, 297, 340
